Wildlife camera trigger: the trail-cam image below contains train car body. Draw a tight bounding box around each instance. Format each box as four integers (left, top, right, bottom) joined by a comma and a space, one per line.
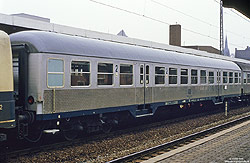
0, 31, 15, 141
0, 32, 15, 125
0, 30, 249, 141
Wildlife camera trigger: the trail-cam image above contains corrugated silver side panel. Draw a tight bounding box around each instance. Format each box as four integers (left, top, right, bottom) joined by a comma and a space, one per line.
43, 85, 241, 114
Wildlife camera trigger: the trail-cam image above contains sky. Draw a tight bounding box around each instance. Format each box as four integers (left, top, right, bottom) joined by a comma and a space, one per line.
0, 0, 250, 55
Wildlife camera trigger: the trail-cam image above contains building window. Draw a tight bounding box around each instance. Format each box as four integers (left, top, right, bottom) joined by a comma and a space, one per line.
71, 61, 90, 86
229, 72, 233, 84
98, 63, 113, 85
209, 71, 214, 84
243, 72, 247, 84
191, 69, 198, 84
200, 70, 207, 84
169, 68, 177, 84
223, 72, 228, 84
47, 59, 64, 87
180, 69, 188, 84
120, 64, 133, 85
155, 66, 165, 85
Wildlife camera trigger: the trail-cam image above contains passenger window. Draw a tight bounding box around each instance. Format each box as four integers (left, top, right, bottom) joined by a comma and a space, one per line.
71, 61, 90, 86
155, 66, 165, 85
223, 72, 228, 84
243, 72, 247, 84
248, 73, 250, 83
191, 69, 198, 84
120, 64, 133, 85
169, 68, 177, 84
239, 73, 241, 83
209, 71, 214, 84
97, 63, 113, 85
234, 72, 238, 84
229, 72, 233, 84
180, 69, 188, 84
200, 70, 207, 84
146, 65, 149, 84
47, 59, 64, 87
140, 65, 144, 84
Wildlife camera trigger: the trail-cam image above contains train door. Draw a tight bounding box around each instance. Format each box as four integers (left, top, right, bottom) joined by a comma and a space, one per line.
216, 70, 222, 101
138, 64, 152, 111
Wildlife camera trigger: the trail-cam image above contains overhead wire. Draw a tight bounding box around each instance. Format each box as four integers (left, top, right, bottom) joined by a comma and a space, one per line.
89, 0, 245, 48
151, 0, 219, 28
152, 0, 250, 40
214, 0, 250, 23
228, 9, 250, 24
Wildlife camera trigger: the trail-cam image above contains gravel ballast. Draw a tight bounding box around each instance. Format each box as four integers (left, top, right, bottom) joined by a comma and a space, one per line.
8, 106, 250, 163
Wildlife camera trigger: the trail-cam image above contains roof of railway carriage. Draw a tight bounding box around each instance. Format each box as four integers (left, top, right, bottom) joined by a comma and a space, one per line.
10, 30, 240, 71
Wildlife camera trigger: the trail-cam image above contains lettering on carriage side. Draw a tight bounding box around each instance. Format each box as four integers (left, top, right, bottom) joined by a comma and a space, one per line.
0, 104, 2, 111
115, 65, 118, 72
115, 65, 118, 76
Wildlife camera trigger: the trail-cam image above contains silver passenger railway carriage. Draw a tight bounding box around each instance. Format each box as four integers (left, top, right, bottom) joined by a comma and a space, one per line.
0, 30, 250, 141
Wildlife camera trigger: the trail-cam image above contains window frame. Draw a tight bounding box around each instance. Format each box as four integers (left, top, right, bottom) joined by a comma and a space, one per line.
229, 72, 233, 84
70, 60, 91, 87
47, 58, 65, 88
119, 63, 134, 86
223, 71, 228, 84
169, 67, 178, 85
180, 68, 188, 85
208, 71, 215, 84
97, 62, 114, 86
239, 72, 241, 84
234, 72, 239, 84
191, 69, 198, 85
145, 65, 150, 84
200, 70, 207, 85
247, 73, 250, 84
155, 66, 165, 85
217, 71, 221, 84
139, 64, 144, 85
243, 72, 247, 84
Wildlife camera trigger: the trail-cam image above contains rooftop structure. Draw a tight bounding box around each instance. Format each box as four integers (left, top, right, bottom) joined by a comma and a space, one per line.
235, 46, 250, 60
183, 46, 220, 55
11, 13, 50, 23
169, 24, 181, 47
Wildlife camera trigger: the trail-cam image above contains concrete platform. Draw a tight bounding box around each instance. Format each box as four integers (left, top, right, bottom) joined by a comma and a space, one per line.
143, 120, 250, 163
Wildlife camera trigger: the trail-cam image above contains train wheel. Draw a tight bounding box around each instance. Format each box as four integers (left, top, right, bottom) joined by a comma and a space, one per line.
62, 124, 78, 141
23, 124, 44, 143
101, 123, 112, 133
63, 130, 78, 141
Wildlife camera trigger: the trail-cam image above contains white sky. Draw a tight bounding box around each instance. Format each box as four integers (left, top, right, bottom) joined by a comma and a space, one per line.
0, 0, 250, 54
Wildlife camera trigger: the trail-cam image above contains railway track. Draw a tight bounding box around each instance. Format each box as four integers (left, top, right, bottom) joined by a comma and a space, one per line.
0, 108, 221, 161
108, 114, 250, 163
1, 107, 250, 163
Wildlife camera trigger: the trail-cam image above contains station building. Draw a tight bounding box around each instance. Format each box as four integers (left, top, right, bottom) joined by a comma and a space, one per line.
235, 46, 250, 60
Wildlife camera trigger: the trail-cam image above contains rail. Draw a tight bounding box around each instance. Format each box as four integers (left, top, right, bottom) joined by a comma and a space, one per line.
108, 114, 250, 163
